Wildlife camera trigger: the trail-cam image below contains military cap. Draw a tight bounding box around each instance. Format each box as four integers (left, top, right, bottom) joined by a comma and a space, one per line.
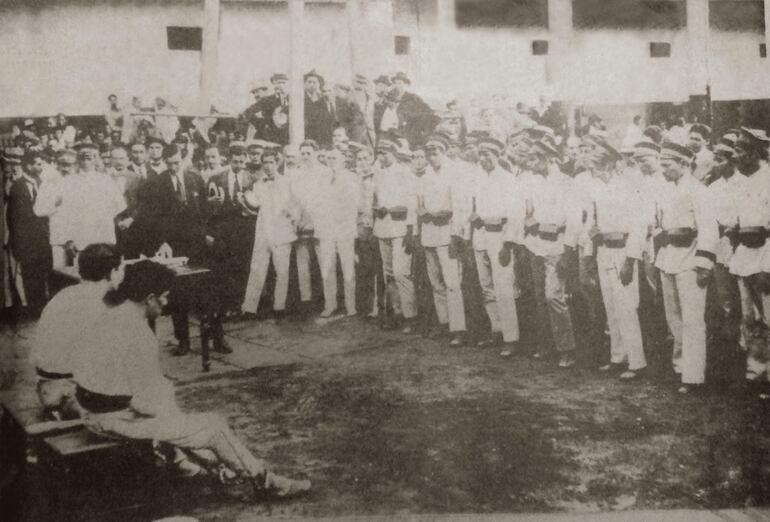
633, 141, 661, 158
660, 141, 695, 162
376, 138, 398, 153
3, 146, 23, 164
229, 141, 247, 155
270, 73, 288, 83
466, 130, 490, 145
373, 75, 391, 86
713, 143, 735, 158
478, 137, 505, 156
145, 136, 164, 147
531, 139, 560, 160
73, 139, 98, 151
689, 123, 711, 140
425, 133, 451, 152
299, 139, 319, 151
391, 72, 411, 85
246, 139, 267, 149
55, 149, 77, 163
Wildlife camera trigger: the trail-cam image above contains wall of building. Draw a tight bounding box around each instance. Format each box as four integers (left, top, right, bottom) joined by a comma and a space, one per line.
0, 0, 395, 117
709, 28, 770, 101
0, 0, 203, 117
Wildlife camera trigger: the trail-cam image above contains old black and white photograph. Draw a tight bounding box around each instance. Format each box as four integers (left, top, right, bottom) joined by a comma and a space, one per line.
2, 0, 770, 520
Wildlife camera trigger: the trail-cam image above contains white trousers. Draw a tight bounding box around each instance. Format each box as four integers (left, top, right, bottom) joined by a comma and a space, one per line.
318, 238, 356, 314
241, 242, 292, 314
475, 248, 519, 343
295, 239, 315, 302
378, 237, 416, 319
739, 275, 770, 381
597, 260, 646, 371
660, 270, 707, 384
425, 245, 466, 333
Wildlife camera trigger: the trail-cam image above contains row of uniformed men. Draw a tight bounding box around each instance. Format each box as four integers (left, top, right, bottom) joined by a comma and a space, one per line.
240, 123, 770, 395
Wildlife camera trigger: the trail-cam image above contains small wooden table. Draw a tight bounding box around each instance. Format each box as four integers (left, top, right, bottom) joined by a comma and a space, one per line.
52, 263, 215, 372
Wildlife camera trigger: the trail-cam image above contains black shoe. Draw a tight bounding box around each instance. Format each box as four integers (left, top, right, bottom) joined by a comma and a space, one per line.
213, 336, 233, 354
172, 339, 190, 356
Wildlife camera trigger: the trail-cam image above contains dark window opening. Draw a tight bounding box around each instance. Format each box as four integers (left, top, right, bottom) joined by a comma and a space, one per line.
532, 40, 549, 55
395, 35, 411, 55
710, 1, 765, 32
650, 42, 671, 58
761, 43, 767, 58
455, 0, 548, 28
573, 0, 686, 30
167, 26, 202, 51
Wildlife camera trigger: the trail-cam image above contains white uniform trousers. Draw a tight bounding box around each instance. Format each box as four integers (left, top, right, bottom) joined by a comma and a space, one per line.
597, 260, 646, 371
378, 237, 416, 319
475, 247, 519, 343
241, 242, 292, 314
739, 275, 770, 381
295, 239, 315, 302
318, 238, 356, 315
660, 270, 707, 384
85, 408, 266, 479
425, 246, 466, 333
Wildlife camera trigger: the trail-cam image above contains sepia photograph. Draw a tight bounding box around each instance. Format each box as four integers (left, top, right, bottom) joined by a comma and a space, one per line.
1, 0, 770, 520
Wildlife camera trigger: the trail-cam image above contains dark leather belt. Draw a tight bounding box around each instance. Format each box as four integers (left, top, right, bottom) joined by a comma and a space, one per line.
660, 228, 696, 248
597, 232, 628, 249
424, 210, 453, 226
736, 227, 768, 248
76, 385, 132, 414
36, 367, 73, 380
537, 224, 566, 241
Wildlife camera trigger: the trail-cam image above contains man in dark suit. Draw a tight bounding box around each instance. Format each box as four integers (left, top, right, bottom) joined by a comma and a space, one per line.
372, 75, 391, 142
205, 142, 258, 326
256, 73, 289, 145
390, 72, 439, 148
8, 150, 51, 317
304, 70, 335, 147
135, 143, 214, 356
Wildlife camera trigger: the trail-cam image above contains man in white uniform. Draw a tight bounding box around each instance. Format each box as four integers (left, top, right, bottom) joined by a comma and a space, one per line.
655, 142, 718, 394
34, 142, 125, 267
241, 150, 301, 320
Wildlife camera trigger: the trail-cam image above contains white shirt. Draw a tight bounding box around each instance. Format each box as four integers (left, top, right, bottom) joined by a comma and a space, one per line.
590, 175, 646, 271
418, 163, 470, 248
71, 301, 175, 417
31, 280, 111, 375
34, 170, 126, 248
380, 105, 399, 133
692, 148, 715, 184
709, 172, 746, 267
314, 169, 360, 241
471, 164, 524, 251
526, 167, 580, 257
245, 176, 300, 246
288, 164, 327, 231
373, 163, 417, 239
655, 174, 717, 274
728, 164, 770, 276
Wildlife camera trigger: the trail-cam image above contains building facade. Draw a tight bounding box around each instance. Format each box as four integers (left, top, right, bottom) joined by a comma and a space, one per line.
0, 0, 768, 120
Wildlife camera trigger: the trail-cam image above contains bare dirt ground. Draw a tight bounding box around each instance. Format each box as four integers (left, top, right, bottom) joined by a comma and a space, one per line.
3, 313, 770, 521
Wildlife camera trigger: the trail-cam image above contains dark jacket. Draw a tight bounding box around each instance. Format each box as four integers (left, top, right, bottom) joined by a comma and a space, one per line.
256, 93, 289, 145
134, 169, 207, 259
8, 177, 49, 262
305, 93, 335, 147
396, 91, 439, 148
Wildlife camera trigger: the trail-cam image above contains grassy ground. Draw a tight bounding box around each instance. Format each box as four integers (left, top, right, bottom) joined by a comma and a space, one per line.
166, 323, 770, 520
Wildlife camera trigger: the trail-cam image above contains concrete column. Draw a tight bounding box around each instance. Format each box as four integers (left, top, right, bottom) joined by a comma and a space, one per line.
547, 0, 574, 101
289, 0, 305, 145
436, 0, 456, 31
346, 0, 361, 76
764, 0, 770, 57
199, 0, 220, 113
686, 0, 710, 96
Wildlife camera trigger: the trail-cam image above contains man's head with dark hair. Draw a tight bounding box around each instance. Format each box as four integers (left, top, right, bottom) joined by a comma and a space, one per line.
78, 243, 121, 282
22, 150, 45, 178
106, 261, 174, 319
